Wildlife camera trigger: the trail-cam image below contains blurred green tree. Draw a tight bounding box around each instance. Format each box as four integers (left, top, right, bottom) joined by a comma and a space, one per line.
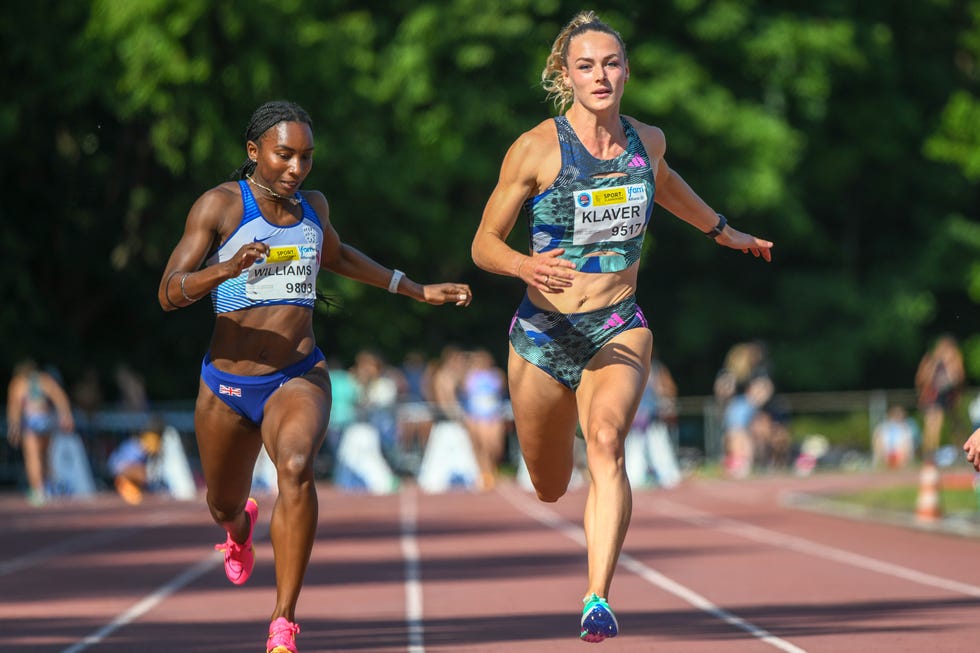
1, 0, 977, 404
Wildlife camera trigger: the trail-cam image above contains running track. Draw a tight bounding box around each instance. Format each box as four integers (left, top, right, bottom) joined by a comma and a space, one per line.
3, 470, 980, 652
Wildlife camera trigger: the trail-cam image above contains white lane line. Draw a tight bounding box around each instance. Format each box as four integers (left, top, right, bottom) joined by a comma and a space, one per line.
498, 485, 807, 653
400, 487, 426, 653
60, 552, 222, 653
653, 498, 980, 599
57, 513, 271, 653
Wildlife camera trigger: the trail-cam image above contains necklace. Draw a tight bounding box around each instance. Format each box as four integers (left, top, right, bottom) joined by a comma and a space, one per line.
246, 174, 301, 206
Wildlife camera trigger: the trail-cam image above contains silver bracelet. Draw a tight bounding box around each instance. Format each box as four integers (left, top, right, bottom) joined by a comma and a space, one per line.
388, 269, 405, 294
180, 273, 197, 302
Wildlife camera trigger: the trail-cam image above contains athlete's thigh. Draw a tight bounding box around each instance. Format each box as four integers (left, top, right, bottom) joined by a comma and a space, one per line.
261, 364, 332, 463
507, 345, 578, 475
577, 328, 653, 439
194, 379, 264, 501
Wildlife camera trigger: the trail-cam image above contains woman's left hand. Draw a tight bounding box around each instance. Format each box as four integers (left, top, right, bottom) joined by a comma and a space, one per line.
422, 283, 473, 306
716, 227, 774, 262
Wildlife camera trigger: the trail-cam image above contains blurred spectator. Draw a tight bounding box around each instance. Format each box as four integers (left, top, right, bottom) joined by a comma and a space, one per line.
70, 366, 104, 437
915, 334, 965, 458
460, 349, 508, 490
722, 376, 768, 478
324, 356, 359, 471
627, 352, 681, 488
721, 368, 793, 476
397, 350, 435, 472
108, 417, 164, 505
6, 359, 75, 505
399, 350, 430, 405
748, 393, 792, 470
425, 344, 467, 422
115, 363, 149, 413
713, 341, 769, 406
716, 342, 782, 477
632, 350, 678, 434
350, 350, 402, 468
872, 405, 918, 469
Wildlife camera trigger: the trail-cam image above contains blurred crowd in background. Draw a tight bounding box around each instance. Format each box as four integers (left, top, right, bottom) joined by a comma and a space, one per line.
3, 335, 979, 506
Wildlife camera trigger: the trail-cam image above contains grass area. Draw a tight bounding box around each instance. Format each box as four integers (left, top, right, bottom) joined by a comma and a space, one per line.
834, 485, 980, 514
790, 403, 974, 452
792, 413, 870, 450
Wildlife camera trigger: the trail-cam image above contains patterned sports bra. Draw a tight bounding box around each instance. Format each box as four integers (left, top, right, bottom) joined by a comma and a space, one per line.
523, 116, 656, 273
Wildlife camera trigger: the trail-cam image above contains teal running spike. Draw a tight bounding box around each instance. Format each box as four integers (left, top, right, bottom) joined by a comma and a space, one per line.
580, 593, 619, 643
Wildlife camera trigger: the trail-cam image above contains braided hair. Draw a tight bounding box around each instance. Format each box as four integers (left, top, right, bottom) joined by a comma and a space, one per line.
230, 100, 313, 180
541, 11, 627, 114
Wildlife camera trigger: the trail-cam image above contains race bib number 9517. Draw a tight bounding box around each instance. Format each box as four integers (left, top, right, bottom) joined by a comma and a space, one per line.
572, 184, 649, 246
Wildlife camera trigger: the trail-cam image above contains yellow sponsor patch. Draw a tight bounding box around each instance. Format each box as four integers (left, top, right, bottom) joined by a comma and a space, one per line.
266, 246, 299, 262
592, 188, 627, 206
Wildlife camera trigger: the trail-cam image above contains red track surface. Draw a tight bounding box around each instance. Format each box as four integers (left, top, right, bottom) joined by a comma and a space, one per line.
3, 470, 980, 652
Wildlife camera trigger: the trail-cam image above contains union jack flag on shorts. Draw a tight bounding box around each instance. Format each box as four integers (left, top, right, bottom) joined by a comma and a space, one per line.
219, 384, 242, 397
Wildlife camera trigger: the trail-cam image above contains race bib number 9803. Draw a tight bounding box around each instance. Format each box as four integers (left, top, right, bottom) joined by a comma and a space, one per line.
246, 245, 318, 301
572, 184, 649, 246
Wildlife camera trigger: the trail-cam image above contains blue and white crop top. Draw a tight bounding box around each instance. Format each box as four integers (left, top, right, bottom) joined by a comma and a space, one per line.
523, 116, 656, 273
206, 180, 324, 314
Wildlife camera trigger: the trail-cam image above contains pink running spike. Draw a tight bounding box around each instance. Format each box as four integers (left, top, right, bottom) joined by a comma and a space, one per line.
214, 497, 257, 585
267, 617, 301, 653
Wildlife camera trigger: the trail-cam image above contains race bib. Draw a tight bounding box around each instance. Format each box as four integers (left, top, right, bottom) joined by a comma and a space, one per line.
246, 245, 318, 301
572, 184, 649, 246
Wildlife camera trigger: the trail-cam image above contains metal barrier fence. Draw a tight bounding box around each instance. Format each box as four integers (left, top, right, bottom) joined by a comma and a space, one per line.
676, 388, 927, 460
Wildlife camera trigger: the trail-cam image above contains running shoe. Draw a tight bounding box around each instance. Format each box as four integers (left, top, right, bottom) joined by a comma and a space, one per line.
267, 616, 301, 653
26, 488, 46, 507
580, 593, 619, 643
115, 476, 143, 505
214, 497, 257, 585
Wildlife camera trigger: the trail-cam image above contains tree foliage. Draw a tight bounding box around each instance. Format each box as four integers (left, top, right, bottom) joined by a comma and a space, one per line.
2, 0, 978, 403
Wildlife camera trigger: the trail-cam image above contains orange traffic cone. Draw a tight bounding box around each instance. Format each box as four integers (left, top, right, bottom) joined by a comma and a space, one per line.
915, 462, 943, 523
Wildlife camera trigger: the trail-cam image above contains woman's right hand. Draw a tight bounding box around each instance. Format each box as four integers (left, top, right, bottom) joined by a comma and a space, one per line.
518, 249, 576, 294
229, 241, 270, 275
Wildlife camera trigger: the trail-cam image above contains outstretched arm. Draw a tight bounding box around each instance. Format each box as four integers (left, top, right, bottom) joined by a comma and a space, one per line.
636, 120, 773, 262
655, 159, 773, 262
326, 243, 471, 306
315, 193, 471, 306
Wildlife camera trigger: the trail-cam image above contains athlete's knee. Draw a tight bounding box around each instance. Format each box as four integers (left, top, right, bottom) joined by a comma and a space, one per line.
535, 484, 567, 503
273, 447, 316, 490
587, 423, 625, 458
530, 471, 572, 502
